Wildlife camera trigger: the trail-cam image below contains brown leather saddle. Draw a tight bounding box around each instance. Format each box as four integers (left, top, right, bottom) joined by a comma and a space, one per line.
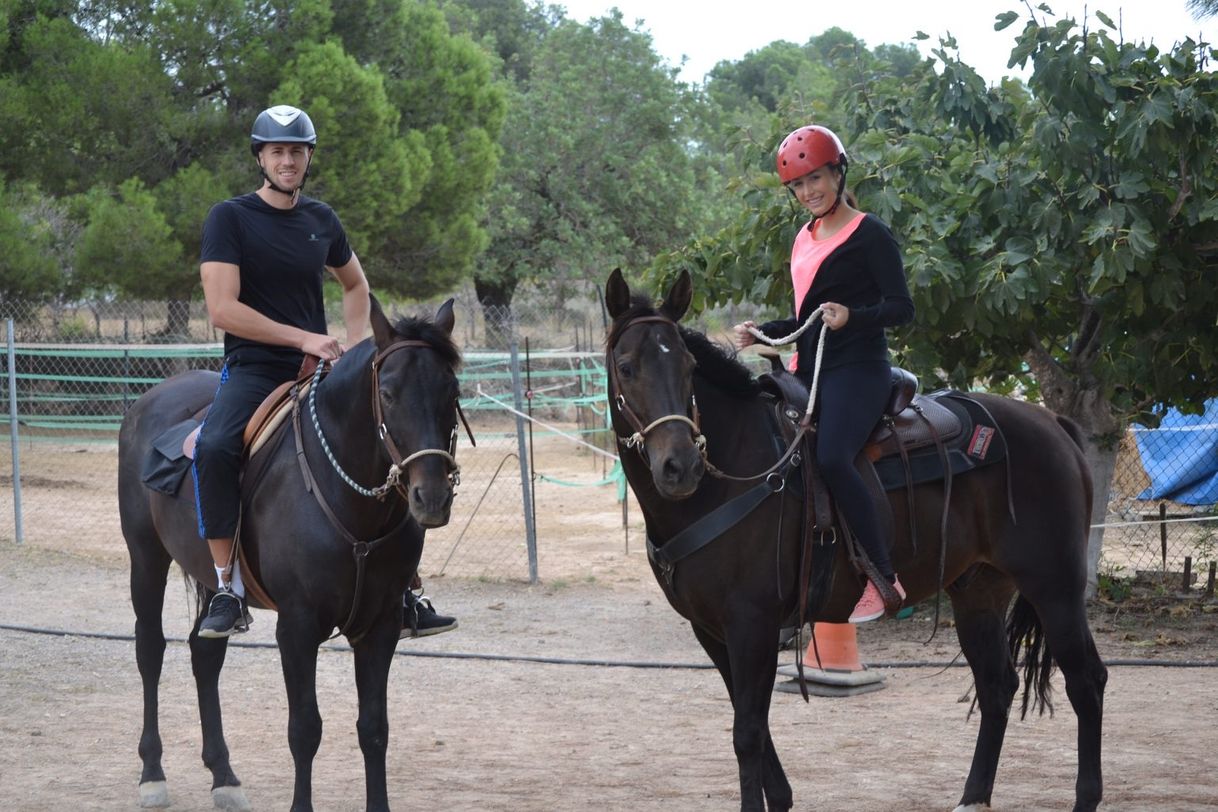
182, 356, 319, 461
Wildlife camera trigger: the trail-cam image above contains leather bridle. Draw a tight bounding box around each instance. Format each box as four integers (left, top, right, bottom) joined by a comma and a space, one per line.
369, 339, 475, 498
606, 314, 705, 456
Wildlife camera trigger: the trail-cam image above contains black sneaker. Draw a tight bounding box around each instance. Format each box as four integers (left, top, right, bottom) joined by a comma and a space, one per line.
198, 588, 251, 639
401, 590, 457, 639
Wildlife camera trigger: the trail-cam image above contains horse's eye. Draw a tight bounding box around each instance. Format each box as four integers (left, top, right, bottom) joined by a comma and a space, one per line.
617, 362, 634, 380
379, 388, 395, 406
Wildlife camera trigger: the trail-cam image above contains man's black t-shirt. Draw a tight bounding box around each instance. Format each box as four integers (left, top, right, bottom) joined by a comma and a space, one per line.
200, 193, 353, 365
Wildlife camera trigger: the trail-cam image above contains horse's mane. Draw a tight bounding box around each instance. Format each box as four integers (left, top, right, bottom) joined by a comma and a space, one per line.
390, 315, 462, 369
606, 293, 760, 398
679, 327, 761, 398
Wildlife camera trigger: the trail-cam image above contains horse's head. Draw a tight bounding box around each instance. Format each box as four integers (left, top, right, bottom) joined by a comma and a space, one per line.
605, 269, 705, 499
368, 295, 464, 528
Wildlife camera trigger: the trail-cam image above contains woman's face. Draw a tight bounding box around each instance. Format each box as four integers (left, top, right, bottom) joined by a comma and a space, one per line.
785, 165, 839, 217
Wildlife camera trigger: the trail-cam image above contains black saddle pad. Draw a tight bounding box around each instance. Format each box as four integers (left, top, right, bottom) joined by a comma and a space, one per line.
872, 392, 1007, 492
141, 419, 199, 495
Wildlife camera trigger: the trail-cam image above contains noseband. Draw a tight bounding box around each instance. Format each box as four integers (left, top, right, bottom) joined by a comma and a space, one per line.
607, 315, 705, 455
309, 339, 475, 501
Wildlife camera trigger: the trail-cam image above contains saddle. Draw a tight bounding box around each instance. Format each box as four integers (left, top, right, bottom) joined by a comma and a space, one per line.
181, 355, 320, 461
759, 361, 1010, 617
139, 357, 321, 614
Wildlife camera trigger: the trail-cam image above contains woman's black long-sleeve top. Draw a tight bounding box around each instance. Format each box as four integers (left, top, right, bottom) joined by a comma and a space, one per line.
758, 213, 914, 376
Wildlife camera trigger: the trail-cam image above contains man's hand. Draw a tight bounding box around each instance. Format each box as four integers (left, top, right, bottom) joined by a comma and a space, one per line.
301, 333, 344, 361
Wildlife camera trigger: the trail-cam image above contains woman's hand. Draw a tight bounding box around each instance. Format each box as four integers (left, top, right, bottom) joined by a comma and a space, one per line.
733, 321, 757, 350
821, 303, 850, 331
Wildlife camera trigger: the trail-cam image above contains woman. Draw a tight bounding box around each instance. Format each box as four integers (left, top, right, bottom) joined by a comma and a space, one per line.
733, 124, 915, 622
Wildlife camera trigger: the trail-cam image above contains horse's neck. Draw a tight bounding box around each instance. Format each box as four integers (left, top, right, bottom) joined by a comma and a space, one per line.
695, 382, 775, 471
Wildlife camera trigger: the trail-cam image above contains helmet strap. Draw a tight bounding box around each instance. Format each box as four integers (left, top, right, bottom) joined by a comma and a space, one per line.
823, 164, 848, 218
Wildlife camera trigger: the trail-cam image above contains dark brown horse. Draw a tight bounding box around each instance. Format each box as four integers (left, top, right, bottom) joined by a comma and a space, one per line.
117, 296, 463, 812
604, 269, 1106, 812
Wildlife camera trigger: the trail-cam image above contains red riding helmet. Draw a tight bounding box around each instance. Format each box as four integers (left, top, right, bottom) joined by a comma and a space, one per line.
776, 125, 847, 183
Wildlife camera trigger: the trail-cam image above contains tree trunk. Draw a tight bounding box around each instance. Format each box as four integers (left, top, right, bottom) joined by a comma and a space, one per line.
474, 274, 518, 350
1026, 349, 1123, 598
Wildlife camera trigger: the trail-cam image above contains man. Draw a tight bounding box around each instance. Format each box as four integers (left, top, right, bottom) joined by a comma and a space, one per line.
195, 104, 455, 639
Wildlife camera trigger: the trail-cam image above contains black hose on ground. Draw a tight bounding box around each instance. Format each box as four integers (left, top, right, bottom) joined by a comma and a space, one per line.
3, 622, 1217, 669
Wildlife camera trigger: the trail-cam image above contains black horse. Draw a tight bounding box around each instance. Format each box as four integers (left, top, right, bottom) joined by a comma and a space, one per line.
604, 270, 1107, 812
117, 296, 463, 812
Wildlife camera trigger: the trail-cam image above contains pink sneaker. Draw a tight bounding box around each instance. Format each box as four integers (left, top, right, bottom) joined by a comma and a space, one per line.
849, 577, 906, 624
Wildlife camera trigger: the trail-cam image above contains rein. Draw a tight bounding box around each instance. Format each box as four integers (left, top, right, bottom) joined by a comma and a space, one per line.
295, 340, 475, 641
608, 310, 829, 484
307, 341, 475, 500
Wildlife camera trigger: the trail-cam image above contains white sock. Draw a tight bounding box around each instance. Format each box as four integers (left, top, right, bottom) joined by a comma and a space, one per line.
214, 562, 246, 598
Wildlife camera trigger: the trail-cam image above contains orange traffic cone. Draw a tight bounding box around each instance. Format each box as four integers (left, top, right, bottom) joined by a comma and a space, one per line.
774, 622, 885, 696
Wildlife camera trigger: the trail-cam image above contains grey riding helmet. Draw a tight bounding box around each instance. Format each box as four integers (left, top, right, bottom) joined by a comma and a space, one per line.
249, 105, 317, 155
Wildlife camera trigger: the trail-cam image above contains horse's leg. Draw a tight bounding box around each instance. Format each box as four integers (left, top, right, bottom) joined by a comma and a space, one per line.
277, 615, 324, 812
188, 606, 250, 811
695, 619, 790, 812
1016, 588, 1108, 812
130, 537, 173, 808
948, 571, 1018, 812
352, 619, 400, 812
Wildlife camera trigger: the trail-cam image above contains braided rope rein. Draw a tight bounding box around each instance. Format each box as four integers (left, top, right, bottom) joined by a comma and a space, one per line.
307, 361, 458, 500
746, 305, 828, 423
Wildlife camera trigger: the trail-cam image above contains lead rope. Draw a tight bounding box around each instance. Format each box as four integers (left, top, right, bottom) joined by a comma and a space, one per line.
746, 306, 829, 424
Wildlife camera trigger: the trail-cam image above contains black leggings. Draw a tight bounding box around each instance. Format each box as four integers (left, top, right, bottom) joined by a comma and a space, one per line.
812, 361, 895, 580
191, 356, 298, 539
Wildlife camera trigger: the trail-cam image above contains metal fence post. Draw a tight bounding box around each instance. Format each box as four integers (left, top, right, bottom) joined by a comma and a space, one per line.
6, 319, 23, 544
509, 335, 539, 582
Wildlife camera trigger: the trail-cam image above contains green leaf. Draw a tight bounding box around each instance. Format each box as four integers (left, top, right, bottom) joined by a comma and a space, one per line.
1095, 10, 1116, 29
994, 12, 1019, 32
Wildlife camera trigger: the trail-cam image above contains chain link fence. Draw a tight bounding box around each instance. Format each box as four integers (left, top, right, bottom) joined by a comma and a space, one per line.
3, 290, 1216, 591
0, 286, 619, 584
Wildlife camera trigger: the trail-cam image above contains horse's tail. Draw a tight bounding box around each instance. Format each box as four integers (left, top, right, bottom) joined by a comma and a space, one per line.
1007, 595, 1055, 719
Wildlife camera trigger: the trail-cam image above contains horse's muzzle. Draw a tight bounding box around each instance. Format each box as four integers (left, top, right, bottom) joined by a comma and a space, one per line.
651, 443, 705, 500
409, 482, 454, 528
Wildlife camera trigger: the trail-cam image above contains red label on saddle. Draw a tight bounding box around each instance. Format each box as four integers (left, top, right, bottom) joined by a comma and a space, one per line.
968, 425, 995, 459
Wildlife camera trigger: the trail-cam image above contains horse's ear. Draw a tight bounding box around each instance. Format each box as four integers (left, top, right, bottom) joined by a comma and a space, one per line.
605, 268, 630, 318
370, 293, 394, 347
659, 270, 692, 322
434, 298, 455, 335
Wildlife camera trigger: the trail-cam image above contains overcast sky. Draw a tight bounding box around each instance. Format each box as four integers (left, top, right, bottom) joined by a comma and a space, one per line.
553, 0, 1214, 85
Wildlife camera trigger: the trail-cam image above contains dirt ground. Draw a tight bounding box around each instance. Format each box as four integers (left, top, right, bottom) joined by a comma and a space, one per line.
2, 438, 1218, 811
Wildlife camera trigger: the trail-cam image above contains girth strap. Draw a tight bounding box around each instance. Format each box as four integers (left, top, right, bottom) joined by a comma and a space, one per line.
647, 478, 782, 586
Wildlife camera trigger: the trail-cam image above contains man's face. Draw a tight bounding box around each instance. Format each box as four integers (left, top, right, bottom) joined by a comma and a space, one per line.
258, 143, 312, 190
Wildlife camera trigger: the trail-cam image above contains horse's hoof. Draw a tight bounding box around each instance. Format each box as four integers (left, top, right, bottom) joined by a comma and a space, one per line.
953, 805, 991, 812
138, 780, 170, 808
212, 785, 252, 811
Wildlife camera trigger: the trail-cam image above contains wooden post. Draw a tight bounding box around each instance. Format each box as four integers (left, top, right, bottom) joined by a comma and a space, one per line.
1206, 562, 1216, 600
1160, 502, 1168, 572
1182, 556, 1192, 592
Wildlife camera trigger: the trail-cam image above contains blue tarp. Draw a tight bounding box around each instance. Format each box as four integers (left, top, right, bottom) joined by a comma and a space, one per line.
1133, 399, 1218, 506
